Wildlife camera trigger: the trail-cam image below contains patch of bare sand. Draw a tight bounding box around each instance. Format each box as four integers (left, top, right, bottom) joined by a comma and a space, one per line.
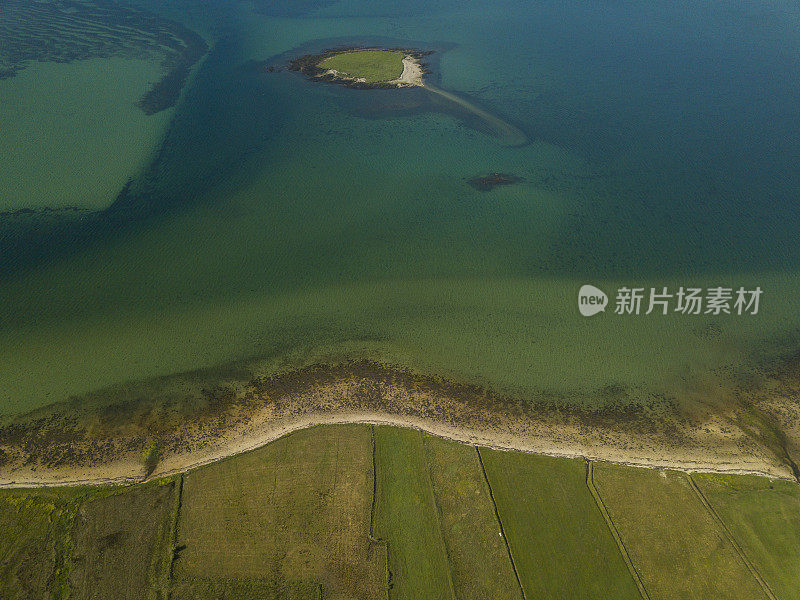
389, 55, 424, 87
0, 361, 796, 488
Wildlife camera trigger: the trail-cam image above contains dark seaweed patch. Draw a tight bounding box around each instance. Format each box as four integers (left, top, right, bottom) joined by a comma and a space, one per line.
467, 172, 523, 191
0, 0, 208, 114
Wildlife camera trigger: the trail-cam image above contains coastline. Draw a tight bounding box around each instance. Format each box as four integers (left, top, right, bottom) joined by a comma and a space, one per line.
1, 360, 797, 488
0, 413, 792, 490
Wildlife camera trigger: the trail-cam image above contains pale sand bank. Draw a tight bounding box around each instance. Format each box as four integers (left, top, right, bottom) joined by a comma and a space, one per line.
0, 371, 795, 488
0, 413, 789, 489
390, 55, 425, 87
424, 83, 529, 146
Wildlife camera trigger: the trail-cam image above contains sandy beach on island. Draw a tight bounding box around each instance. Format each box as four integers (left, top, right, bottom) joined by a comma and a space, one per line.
390, 55, 424, 87
1, 361, 797, 488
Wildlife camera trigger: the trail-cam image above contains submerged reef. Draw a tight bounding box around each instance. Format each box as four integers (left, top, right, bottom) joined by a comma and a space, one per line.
467, 172, 523, 191
0, 0, 208, 114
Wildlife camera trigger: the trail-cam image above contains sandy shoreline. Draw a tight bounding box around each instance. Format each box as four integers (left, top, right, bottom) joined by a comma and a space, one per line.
0, 411, 794, 490
390, 55, 424, 87
1, 360, 797, 489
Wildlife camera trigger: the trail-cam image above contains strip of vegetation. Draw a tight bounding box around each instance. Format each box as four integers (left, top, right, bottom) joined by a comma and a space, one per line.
141, 440, 163, 478
0, 479, 176, 599
585, 461, 650, 600
480, 451, 642, 600
171, 425, 383, 599
412, 434, 525, 600
373, 426, 455, 600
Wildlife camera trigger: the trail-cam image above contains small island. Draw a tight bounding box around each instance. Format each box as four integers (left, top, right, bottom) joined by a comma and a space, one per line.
284, 45, 529, 146
288, 47, 430, 89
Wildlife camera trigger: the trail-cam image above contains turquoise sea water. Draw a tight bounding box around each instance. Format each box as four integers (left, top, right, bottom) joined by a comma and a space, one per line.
1, 0, 799, 414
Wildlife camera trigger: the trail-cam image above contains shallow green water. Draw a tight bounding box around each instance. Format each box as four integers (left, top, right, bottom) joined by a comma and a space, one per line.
0, 58, 171, 211
1, 0, 799, 414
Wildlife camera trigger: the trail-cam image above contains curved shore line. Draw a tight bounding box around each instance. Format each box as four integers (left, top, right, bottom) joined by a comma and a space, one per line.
1, 360, 796, 489
0, 412, 793, 490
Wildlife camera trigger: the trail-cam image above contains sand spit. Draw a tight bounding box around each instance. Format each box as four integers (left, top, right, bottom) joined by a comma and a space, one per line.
423, 84, 529, 146
0, 360, 797, 488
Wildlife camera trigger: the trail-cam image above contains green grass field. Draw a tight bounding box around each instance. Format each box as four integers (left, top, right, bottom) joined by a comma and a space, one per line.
1, 425, 799, 599
0, 487, 86, 599
69, 481, 176, 600
318, 50, 405, 83
593, 464, 768, 600
174, 424, 384, 599
373, 426, 455, 600
480, 451, 642, 600
422, 434, 523, 600
694, 473, 800, 600
0, 481, 176, 600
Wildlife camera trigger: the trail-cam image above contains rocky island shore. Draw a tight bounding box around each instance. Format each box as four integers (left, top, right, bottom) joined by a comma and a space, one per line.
287, 46, 431, 89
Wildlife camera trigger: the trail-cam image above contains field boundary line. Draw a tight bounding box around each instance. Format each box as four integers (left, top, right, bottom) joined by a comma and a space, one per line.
330, 430, 342, 561
476, 448, 527, 600
369, 425, 379, 541
368, 425, 390, 595
687, 475, 777, 600
165, 474, 183, 600
585, 461, 651, 600
419, 431, 458, 600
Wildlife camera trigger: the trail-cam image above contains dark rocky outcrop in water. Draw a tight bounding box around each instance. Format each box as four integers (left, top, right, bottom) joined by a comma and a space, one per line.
467, 172, 523, 191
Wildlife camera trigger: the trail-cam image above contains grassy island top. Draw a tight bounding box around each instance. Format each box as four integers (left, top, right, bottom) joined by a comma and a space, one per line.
318, 49, 407, 83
